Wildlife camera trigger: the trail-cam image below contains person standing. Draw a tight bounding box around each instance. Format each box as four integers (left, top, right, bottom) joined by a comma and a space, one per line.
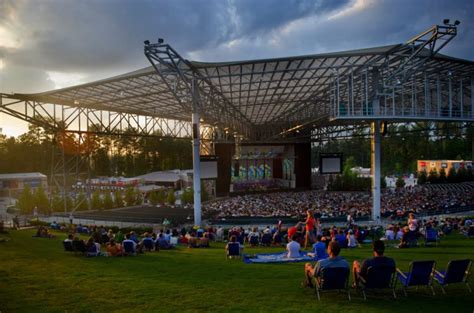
304, 210, 316, 249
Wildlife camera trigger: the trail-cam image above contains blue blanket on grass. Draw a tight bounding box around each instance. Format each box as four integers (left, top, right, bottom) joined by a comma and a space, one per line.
243, 251, 315, 264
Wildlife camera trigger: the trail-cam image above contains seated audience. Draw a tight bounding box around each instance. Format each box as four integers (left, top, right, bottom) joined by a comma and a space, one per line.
106, 239, 123, 257
286, 234, 301, 258
303, 241, 348, 287
199, 233, 210, 248
346, 230, 358, 248
352, 240, 395, 286
308, 235, 328, 260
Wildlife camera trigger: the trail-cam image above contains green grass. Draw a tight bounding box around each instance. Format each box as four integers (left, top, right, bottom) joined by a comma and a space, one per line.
0, 230, 473, 313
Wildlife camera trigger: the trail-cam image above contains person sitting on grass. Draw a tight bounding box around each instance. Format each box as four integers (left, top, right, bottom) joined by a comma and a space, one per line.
141, 232, 155, 251
352, 240, 395, 287
307, 235, 328, 260
64, 234, 74, 244
157, 233, 171, 249
85, 237, 99, 257
225, 235, 243, 256
286, 234, 301, 258
106, 238, 123, 257
347, 229, 358, 248
303, 241, 348, 288
334, 229, 347, 248
123, 233, 138, 254
187, 232, 198, 248
199, 233, 210, 248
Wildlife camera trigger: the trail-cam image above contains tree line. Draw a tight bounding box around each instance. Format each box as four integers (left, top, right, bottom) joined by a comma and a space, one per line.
313, 122, 473, 176
0, 123, 193, 179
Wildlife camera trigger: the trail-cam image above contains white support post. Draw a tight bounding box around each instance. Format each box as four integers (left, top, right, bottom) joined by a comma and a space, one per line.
448, 77, 452, 117
192, 80, 202, 227
371, 121, 381, 223
471, 77, 474, 119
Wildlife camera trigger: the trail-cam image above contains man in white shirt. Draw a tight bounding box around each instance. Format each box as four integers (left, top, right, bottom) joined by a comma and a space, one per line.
286, 234, 301, 258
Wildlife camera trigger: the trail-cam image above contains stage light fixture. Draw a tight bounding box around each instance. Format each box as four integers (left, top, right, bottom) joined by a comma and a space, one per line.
158, 38, 164, 44
144, 40, 150, 45
443, 19, 450, 25
454, 20, 460, 26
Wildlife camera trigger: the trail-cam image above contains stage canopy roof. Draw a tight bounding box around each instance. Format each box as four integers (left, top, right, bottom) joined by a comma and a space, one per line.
5, 24, 474, 141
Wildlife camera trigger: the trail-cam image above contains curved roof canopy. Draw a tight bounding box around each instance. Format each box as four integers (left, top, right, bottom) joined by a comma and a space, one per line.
6, 24, 474, 140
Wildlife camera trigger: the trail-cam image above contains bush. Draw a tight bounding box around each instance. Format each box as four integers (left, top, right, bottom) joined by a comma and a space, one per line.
427, 169, 438, 184
395, 176, 405, 188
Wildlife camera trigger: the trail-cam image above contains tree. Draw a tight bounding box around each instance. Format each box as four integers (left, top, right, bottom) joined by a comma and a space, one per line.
75, 193, 89, 211
395, 176, 405, 188
181, 188, 194, 204
17, 185, 34, 214
34, 186, 50, 215
447, 166, 457, 183
156, 189, 166, 205
91, 190, 103, 210
148, 191, 159, 205
51, 192, 64, 212
417, 170, 427, 185
124, 187, 136, 206
114, 190, 123, 208
438, 168, 447, 183
166, 189, 176, 205
457, 167, 467, 183
103, 192, 114, 210
427, 169, 439, 184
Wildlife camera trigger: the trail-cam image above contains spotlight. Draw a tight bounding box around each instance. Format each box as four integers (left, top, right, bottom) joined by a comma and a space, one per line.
443, 19, 450, 25
144, 40, 150, 45
454, 20, 460, 26
158, 38, 164, 44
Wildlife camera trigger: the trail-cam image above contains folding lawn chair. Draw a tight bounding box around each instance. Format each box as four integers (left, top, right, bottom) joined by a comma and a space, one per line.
63, 241, 74, 252
227, 242, 241, 259
313, 267, 351, 301
424, 229, 439, 247
123, 241, 137, 256
434, 259, 472, 294
396, 260, 436, 296
358, 265, 397, 300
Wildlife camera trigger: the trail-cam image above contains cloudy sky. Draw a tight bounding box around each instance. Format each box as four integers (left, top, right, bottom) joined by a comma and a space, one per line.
0, 0, 473, 136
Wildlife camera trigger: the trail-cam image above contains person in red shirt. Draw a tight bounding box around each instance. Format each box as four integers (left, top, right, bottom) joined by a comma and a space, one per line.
287, 222, 302, 243
304, 210, 316, 248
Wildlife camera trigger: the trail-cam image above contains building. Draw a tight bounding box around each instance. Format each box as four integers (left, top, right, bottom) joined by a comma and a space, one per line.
417, 160, 473, 174
0, 172, 48, 197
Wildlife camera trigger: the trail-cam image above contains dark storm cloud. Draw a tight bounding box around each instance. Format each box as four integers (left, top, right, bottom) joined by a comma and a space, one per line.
1, 0, 473, 88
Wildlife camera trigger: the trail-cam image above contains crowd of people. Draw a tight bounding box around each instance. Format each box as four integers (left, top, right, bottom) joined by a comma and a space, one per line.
203, 185, 474, 220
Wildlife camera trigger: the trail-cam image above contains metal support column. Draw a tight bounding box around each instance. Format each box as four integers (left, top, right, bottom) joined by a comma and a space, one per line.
192, 79, 202, 227
371, 121, 381, 223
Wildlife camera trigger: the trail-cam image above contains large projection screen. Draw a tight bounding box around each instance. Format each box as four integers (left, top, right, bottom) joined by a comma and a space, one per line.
319, 153, 343, 174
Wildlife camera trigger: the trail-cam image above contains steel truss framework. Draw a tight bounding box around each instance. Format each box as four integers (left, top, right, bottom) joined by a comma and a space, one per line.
1, 22, 473, 216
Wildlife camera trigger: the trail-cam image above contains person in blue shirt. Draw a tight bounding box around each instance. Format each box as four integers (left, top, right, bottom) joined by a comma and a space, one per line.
303, 241, 349, 288
308, 235, 328, 260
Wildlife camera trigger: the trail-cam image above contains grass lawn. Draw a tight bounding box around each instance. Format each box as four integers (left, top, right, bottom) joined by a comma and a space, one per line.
0, 230, 473, 313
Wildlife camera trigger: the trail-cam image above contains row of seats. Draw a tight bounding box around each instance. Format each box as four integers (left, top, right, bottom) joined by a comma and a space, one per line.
312, 259, 472, 301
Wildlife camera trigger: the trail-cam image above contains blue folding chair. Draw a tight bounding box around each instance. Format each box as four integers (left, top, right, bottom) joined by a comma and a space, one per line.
466, 226, 474, 238
86, 244, 98, 257
424, 229, 439, 247
227, 242, 241, 259
142, 238, 155, 251
396, 260, 436, 296
123, 241, 136, 256
261, 233, 272, 246
358, 265, 397, 300
434, 259, 472, 294
249, 235, 259, 247
63, 241, 74, 252
313, 267, 351, 301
